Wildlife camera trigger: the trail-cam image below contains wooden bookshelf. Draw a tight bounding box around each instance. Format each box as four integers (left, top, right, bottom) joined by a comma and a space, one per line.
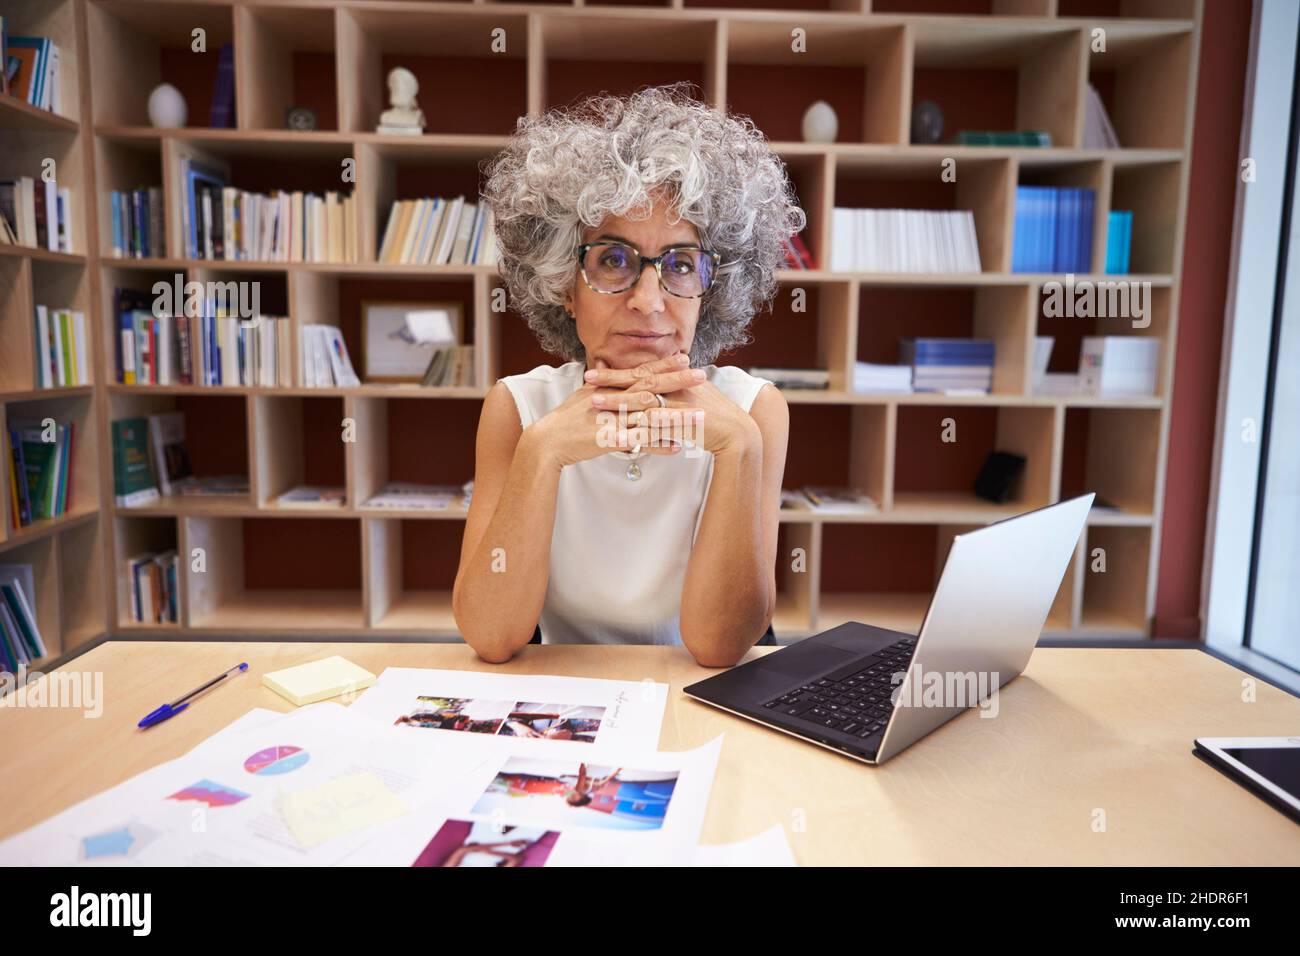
0, 0, 107, 669
29, 0, 1199, 644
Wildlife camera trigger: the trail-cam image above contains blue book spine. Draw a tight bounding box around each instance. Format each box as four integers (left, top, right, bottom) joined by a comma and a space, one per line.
1077, 189, 1095, 272
1011, 187, 1031, 272
1104, 212, 1119, 273
1054, 189, 1072, 273
1122, 211, 1133, 273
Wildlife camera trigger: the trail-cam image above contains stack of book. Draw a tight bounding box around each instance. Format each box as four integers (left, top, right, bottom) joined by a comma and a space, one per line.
109, 188, 165, 259
1011, 186, 1095, 273
1078, 336, 1159, 397
114, 288, 291, 386
0, 177, 75, 252
126, 550, 179, 625
830, 208, 981, 273
3, 28, 61, 113
797, 486, 879, 514
301, 324, 361, 388
181, 158, 357, 262
954, 131, 1051, 147
0, 564, 48, 671
853, 361, 913, 394
781, 233, 815, 269
377, 197, 497, 266
1104, 211, 1133, 274
7, 419, 75, 527
901, 338, 995, 394
362, 481, 473, 511
748, 367, 828, 391
420, 345, 474, 387
33, 305, 90, 387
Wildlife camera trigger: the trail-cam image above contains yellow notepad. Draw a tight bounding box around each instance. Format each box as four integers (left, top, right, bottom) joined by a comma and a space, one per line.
262, 656, 376, 706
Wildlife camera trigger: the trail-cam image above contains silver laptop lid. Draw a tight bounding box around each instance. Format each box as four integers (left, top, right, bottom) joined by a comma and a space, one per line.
875, 494, 1094, 763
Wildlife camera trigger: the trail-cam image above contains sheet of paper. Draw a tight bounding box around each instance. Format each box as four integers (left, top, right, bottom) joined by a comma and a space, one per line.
692, 825, 797, 867
339, 736, 723, 867
347, 667, 669, 752
0, 703, 484, 867
0, 706, 291, 865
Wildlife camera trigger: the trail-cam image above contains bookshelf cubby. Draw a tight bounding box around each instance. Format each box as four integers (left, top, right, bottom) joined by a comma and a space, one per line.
2, 0, 1199, 648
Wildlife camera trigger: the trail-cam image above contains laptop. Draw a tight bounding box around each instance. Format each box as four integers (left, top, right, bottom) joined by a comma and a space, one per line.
683, 493, 1094, 764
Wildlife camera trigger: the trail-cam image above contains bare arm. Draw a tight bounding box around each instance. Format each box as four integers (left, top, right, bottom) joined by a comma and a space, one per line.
452, 383, 562, 663
678, 383, 789, 667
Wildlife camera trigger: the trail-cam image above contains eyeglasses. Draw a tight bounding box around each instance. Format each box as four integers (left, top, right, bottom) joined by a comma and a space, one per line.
576, 241, 737, 299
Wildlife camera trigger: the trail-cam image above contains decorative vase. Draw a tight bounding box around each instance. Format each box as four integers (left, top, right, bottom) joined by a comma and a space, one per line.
801, 100, 838, 144
147, 83, 187, 129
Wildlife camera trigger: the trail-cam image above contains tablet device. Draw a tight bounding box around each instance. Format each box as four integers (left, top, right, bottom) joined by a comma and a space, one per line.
1193, 736, 1300, 825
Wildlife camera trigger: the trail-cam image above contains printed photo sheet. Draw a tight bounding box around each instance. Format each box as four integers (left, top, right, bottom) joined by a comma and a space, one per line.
346, 667, 670, 752
339, 735, 724, 867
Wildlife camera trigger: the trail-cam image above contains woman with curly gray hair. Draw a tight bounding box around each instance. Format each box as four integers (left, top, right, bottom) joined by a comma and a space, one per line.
452, 83, 806, 667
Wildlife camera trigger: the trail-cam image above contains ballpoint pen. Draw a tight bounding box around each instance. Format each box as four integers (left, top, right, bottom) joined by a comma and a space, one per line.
138, 663, 249, 729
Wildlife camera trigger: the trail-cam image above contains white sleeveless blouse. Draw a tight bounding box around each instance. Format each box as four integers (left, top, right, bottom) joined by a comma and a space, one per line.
499, 361, 772, 645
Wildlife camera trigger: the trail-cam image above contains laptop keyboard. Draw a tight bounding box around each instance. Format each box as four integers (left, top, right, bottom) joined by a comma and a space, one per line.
761, 636, 917, 740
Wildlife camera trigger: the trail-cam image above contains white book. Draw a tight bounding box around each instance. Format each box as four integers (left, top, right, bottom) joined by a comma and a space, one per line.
34, 305, 51, 388
322, 325, 360, 387
451, 201, 477, 264
44, 177, 58, 252
403, 198, 431, 265
72, 312, 89, 382
436, 196, 465, 264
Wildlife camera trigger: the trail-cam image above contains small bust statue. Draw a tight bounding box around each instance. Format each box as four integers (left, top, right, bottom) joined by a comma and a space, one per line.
377, 67, 426, 135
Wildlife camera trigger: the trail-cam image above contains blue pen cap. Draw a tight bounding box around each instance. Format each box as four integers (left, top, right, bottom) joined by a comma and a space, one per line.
138, 701, 189, 729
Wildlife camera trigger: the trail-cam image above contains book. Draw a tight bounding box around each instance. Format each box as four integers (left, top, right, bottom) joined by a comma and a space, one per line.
1012, 186, 1095, 274
147, 411, 194, 497
1082, 84, 1121, 150
901, 338, 995, 393
748, 367, 829, 390
1078, 336, 1159, 397
112, 418, 160, 507
33, 306, 89, 387
376, 195, 497, 265
301, 324, 361, 387
274, 485, 346, 510
831, 208, 980, 273
0, 564, 46, 660
210, 42, 235, 128
362, 481, 472, 511
954, 130, 1051, 147
800, 486, 879, 514
178, 475, 249, 497
126, 550, 179, 624
1104, 210, 1133, 274
853, 362, 913, 394
9, 421, 73, 522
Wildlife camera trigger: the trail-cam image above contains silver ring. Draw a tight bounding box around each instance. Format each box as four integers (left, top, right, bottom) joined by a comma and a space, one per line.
654, 394, 667, 408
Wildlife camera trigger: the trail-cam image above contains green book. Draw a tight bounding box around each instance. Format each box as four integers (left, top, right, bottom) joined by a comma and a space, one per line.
14, 425, 57, 520
112, 418, 160, 507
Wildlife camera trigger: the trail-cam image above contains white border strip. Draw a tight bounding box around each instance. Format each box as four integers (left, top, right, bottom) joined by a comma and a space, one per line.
1203, 0, 1299, 653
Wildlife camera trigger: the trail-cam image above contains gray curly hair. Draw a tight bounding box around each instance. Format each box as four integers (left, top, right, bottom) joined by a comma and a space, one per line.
480, 82, 807, 365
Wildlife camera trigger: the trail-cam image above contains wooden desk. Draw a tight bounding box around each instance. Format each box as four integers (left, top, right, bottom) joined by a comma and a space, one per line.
2, 641, 1298, 864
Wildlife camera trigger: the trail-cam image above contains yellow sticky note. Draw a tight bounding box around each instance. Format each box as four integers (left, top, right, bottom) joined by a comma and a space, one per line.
262, 656, 376, 706
278, 771, 406, 849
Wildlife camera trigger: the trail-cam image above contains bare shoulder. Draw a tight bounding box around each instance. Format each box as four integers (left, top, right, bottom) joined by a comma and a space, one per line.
477, 381, 524, 450
749, 381, 789, 433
